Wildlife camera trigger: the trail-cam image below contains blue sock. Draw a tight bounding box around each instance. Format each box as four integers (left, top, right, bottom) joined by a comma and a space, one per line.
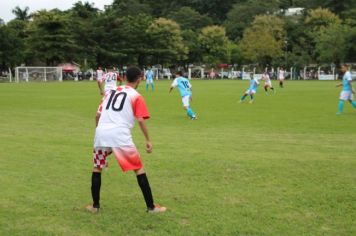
151, 84, 155, 91
351, 101, 356, 109
187, 107, 195, 118
241, 95, 247, 101
338, 100, 344, 113
146, 84, 149, 91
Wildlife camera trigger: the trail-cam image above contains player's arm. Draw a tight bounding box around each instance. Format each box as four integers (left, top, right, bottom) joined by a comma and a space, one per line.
137, 118, 152, 153
169, 79, 178, 93
95, 112, 101, 127
349, 80, 355, 94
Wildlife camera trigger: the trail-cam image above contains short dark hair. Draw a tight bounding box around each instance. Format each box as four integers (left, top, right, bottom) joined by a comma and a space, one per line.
176, 71, 184, 76
126, 66, 142, 82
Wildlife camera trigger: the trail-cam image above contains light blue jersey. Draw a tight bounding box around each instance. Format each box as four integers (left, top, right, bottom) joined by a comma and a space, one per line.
342, 71, 352, 92
145, 70, 154, 81
248, 78, 259, 91
171, 77, 192, 97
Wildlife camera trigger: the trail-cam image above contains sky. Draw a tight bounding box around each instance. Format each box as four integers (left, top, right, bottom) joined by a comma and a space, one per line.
0, 0, 114, 23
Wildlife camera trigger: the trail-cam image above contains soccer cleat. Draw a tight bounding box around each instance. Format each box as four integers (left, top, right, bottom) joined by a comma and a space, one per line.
191, 116, 197, 120
147, 204, 167, 213
249, 100, 254, 104
85, 204, 100, 214
336, 112, 342, 115
239, 100, 243, 103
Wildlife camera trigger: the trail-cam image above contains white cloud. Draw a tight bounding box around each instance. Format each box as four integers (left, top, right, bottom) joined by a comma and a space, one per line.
0, 0, 113, 23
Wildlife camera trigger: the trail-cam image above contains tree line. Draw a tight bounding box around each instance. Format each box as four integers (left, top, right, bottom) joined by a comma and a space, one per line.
0, 0, 355, 70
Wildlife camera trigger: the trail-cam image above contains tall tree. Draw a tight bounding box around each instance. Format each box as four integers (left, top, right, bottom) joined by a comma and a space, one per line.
240, 15, 286, 66
12, 6, 31, 21
199, 25, 230, 65
224, 0, 280, 41
146, 18, 188, 65
26, 10, 77, 65
168, 7, 213, 30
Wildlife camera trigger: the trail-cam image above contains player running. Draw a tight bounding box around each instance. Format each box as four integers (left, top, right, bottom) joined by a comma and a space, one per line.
98, 69, 120, 95
145, 67, 155, 92
336, 64, 356, 115
86, 66, 166, 214
169, 71, 197, 120
262, 71, 275, 95
278, 67, 285, 88
239, 73, 260, 104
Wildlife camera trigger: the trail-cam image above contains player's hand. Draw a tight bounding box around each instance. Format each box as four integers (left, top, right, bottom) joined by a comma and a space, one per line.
146, 141, 153, 153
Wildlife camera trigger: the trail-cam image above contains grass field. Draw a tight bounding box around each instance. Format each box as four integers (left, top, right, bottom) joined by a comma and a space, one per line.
0, 80, 355, 236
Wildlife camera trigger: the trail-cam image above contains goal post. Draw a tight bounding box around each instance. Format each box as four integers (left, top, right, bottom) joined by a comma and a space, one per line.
15, 67, 63, 82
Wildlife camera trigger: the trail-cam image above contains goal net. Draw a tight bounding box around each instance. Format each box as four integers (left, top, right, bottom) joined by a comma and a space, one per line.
15, 67, 63, 82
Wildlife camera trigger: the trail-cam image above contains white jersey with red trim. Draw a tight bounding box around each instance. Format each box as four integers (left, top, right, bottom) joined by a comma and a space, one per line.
101, 72, 118, 92
96, 69, 104, 81
94, 85, 150, 147
278, 70, 285, 80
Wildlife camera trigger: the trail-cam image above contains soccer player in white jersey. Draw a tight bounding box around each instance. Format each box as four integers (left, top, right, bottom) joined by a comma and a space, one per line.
169, 71, 197, 120
336, 64, 356, 115
96, 67, 104, 94
239, 73, 259, 104
262, 71, 275, 94
145, 67, 155, 92
86, 66, 166, 214
278, 67, 285, 88
98, 69, 119, 95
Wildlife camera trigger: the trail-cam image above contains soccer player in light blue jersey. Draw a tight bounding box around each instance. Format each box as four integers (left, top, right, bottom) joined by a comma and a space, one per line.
145, 68, 155, 91
336, 64, 356, 115
239, 73, 260, 104
169, 71, 197, 120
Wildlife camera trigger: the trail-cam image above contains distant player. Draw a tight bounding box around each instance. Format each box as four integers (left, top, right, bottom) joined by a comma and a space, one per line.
96, 67, 104, 94
145, 68, 155, 91
262, 71, 275, 94
169, 71, 197, 120
278, 68, 285, 88
336, 64, 356, 115
98, 69, 120, 95
239, 73, 260, 103
86, 66, 166, 214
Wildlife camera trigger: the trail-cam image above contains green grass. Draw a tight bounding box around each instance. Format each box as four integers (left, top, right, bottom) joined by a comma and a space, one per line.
0, 80, 355, 236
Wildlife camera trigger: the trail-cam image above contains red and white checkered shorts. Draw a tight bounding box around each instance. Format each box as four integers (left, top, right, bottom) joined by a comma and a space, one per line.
93, 146, 143, 172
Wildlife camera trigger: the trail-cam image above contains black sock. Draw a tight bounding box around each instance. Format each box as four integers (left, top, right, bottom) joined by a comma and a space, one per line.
136, 173, 155, 209
91, 172, 101, 208
264, 87, 267, 92
250, 95, 254, 100
271, 87, 274, 90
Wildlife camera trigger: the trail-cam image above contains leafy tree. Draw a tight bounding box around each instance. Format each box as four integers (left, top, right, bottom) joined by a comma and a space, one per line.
169, 7, 213, 30
0, 24, 25, 68
198, 25, 229, 65
181, 29, 203, 64
68, 1, 99, 68
224, 0, 280, 41
26, 10, 77, 65
240, 15, 286, 66
111, 0, 152, 17
146, 18, 188, 65
305, 7, 341, 34
112, 14, 154, 65
315, 24, 350, 64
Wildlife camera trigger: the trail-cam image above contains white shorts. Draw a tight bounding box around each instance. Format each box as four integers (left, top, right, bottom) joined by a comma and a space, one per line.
146, 79, 154, 84
182, 95, 191, 107
245, 89, 256, 95
339, 91, 354, 101
264, 81, 272, 87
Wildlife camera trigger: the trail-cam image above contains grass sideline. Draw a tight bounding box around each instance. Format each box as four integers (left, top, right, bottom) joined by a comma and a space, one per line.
0, 80, 355, 236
